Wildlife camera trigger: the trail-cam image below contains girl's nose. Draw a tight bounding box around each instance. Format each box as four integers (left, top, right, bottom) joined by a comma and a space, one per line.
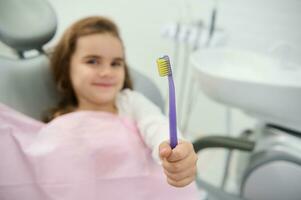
98, 65, 112, 76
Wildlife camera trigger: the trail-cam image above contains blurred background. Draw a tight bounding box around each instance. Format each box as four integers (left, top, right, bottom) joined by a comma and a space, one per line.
1, 0, 301, 198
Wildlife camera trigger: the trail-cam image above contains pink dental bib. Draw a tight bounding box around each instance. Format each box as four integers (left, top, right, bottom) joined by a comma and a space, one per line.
0, 105, 198, 199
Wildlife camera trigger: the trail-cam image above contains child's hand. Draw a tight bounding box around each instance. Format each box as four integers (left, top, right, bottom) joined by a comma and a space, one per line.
159, 140, 198, 187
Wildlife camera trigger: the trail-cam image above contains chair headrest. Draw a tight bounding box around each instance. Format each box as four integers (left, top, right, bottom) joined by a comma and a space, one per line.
0, 0, 57, 51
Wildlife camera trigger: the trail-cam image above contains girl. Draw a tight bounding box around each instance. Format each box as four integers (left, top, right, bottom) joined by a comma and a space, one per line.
45, 16, 198, 197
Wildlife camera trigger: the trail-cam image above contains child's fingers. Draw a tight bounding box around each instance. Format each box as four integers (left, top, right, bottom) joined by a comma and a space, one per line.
162, 151, 197, 173
167, 141, 194, 162
163, 164, 196, 182
159, 141, 172, 160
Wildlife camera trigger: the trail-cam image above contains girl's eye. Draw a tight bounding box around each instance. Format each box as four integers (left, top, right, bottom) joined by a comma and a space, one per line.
87, 59, 99, 65
111, 61, 124, 67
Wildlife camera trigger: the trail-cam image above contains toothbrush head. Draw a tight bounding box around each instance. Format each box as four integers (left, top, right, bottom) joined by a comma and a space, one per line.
156, 55, 172, 77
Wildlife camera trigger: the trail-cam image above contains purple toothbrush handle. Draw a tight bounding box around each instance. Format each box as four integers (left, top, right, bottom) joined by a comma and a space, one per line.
168, 75, 178, 149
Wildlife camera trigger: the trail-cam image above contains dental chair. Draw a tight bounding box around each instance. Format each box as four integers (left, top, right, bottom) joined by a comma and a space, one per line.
0, 0, 164, 120
193, 125, 301, 200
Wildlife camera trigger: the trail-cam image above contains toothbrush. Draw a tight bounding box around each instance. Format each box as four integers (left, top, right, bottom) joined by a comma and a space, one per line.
156, 55, 178, 149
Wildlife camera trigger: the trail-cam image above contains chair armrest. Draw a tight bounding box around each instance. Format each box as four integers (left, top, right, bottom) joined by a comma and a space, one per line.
193, 135, 255, 153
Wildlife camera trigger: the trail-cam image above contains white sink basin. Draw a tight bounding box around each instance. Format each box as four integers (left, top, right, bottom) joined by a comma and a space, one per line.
190, 48, 301, 132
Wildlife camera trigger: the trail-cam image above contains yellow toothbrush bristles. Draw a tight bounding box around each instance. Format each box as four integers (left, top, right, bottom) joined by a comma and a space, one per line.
156, 55, 171, 77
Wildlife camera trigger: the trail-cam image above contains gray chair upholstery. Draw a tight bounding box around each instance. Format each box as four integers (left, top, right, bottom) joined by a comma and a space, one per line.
0, 55, 58, 120
0, 0, 57, 52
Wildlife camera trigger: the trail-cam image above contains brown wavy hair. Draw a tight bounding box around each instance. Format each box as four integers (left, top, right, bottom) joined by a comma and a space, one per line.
44, 16, 133, 122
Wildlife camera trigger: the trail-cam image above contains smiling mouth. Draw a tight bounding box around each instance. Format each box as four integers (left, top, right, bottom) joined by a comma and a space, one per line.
91, 83, 114, 88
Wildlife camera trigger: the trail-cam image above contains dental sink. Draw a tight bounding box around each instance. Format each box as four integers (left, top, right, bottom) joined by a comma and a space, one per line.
190, 48, 301, 132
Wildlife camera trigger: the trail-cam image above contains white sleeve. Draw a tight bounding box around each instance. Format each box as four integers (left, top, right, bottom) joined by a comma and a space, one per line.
119, 89, 183, 163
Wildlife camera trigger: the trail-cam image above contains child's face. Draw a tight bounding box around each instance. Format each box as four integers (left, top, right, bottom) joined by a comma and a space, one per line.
70, 33, 125, 111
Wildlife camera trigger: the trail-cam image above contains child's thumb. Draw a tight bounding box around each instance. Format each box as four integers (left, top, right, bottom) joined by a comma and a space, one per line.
159, 141, 172, 160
